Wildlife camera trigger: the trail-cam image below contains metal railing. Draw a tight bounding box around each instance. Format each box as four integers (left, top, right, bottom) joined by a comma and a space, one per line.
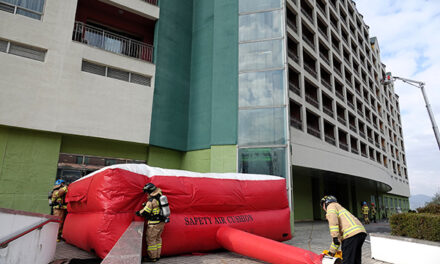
325, 135, 336, 145
334, 67, 342, 77
323, 106, 333, 117
347, 101, 355, 110
302, 10, 314, 24
360, 131, 366, 138
336, 91, 344, 101
307, 126, 321, 138
321, 79, 332, 90
288, 49, 299, 63
320, 53, 330, 65
303, 36, 315, 49
305, 94, 319, 108
351, 148, 359, 154
332, 43, 340, 52
289, 82, 301, 96
357, 108, 363, 116
317, 4, 326, 16
144, 0, 158, 5
318, 27, 328, 39
291, 118, 302, 130
287, 19, 298, 33
350, 124, 357, 132
337, 116, 346, 124
72, 22, 153, 62
304, 63, 317, 78
339, 142, 349, 151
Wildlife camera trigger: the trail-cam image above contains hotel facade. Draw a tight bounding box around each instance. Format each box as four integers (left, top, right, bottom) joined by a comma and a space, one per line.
0, 0, 409, 220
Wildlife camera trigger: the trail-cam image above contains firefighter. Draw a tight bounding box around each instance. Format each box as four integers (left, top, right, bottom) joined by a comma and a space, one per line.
361, 202, 370, 224
136, 183, 169, 262
321, 195, 367, 264
370, 203, 377, 223
49, 179, 68, 240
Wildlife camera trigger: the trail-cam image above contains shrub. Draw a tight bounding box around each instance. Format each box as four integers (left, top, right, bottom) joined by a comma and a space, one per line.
417, 204, 440, 214
390, 213, 440, 241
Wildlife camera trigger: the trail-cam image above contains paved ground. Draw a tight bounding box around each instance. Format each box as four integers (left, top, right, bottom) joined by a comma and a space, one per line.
53, 221, 392, 264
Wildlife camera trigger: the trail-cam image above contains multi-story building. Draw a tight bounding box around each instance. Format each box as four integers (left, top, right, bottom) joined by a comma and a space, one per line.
0, 0, 409, 221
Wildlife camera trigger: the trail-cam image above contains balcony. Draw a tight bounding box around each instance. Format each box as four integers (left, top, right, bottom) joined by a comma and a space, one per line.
321, 79, 332, 90
334, 68, 342, 78
351, 148, 359, 155
306, 94, 319, 108
320, 53, 330, 65
303, 36, 315, 49
347, 101, 355, 110
144, 0, 158, 5
307, 126, 321, 138
304, 63, 317, 78
339, 142, 349, 151
336, 91, 344, 101
72, 22, 153, 62
287, 19, 298, 33
349, 124, 357, 132
302, 10, 314, 24
318, 27, 328, 39
337, 116, 346, 124
288, 50, 300, 63
323, 106, 333, 117
360, 131, 366, 138
291, 118, 302, 130
325, 135, 336, 145
289, 82, 301, 96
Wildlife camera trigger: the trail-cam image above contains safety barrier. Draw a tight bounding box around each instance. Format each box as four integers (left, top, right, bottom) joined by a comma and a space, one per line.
0, 208, 60, 264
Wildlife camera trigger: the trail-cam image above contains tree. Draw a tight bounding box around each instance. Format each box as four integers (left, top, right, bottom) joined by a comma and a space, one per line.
426, 192, 440, 206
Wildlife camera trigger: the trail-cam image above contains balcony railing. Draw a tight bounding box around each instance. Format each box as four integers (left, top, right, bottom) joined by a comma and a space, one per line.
321, 79, 332, 90
305, 94, 319, 108
72, 22, 153, 62
347, 101, 355, 110
361, 152, 368, 158
357, 108, 363, 116
291, 118, 302, 130
339, 142, 349, 151
302, 10, 314, 24
144, 0, 158, 5
289, 82, 301, 96
360, 131, 366, 138
334, 67, 342, 77
317, 4, 326, 16
351, 148, 359, 155
304, 63, 317, 78
320, 53, 330, 65
337, 116, 346, 124
332, 43, 340, 52
288, 49, 300, 63
287, 19, 298, 33
349, 124, 357, 132
318, 27, 328, 39
323, 106, 333, 117
368, 137, 373, 144
325, 135, 336, 145
336, 91, 344, 101
307, 126, 321, 138
303, 36, 315, 49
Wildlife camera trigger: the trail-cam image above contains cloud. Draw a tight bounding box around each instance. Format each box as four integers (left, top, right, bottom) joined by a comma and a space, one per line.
355, 0, 440, 196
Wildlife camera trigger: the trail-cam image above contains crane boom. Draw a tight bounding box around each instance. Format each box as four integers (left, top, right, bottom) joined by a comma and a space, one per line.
385, 74, 440, 150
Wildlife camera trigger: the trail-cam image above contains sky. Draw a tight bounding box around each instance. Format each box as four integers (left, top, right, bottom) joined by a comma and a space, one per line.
354, 0, 440, 197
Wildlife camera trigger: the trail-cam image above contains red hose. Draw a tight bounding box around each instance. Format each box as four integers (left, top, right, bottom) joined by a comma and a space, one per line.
216, 226, 323, 264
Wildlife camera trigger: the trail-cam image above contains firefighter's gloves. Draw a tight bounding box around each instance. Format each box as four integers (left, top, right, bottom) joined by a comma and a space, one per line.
328, 251, 335, 257
333, 237, 340, 246
135, 211, 141, 217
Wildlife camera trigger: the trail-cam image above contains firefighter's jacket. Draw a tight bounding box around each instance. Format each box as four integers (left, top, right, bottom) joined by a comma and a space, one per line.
51, 185, 68, 209
139, 188, 163, 225
371, 206, 376, 216
326, 202, 366, 254
362, 205, 369, 215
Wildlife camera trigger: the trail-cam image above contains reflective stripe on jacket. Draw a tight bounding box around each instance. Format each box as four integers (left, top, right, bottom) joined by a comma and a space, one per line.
140, 188, 163, 224
362, 205, 369, 214
52, 186, 68, 209
326, 202, 366, 253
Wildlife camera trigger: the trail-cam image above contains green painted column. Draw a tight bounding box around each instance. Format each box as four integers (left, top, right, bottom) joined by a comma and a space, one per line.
0, 126, 61, 214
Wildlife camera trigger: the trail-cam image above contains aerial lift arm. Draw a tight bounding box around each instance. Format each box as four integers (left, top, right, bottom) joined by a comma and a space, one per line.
384, 73, 440, 150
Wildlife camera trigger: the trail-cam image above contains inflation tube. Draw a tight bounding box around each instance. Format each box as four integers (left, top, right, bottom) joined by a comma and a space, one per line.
216, 227, 341, 264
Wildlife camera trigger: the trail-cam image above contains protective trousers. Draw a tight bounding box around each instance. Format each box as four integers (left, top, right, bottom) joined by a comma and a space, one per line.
146, 222, 165, 259
53, 208, 66, 238
341, 232, 367, 264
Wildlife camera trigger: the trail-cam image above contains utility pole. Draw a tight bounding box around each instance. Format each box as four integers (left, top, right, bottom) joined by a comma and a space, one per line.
383, 73, 440, 150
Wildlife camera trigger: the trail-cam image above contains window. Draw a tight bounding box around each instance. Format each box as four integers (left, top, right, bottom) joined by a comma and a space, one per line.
0, 39, 46, 61
81, 60, 151, 87
0, 0, 45, 20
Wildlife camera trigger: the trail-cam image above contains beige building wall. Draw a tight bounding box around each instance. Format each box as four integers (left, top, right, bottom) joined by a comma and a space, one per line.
0, 0, 157, 144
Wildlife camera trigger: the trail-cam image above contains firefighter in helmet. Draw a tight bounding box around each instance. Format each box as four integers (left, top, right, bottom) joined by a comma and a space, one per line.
321, 195, 367, 264
49, 179, 68, 240
136, 183, 170, 262
361, 201, 370, 224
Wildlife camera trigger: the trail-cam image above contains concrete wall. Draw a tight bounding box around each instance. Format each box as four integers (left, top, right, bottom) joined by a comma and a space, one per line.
0, 0, 156, 144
